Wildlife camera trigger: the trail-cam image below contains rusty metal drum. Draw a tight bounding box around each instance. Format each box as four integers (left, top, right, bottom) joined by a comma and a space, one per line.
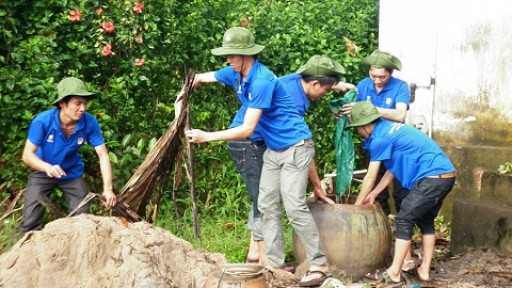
292, 197, 392, 280
203, 263, 268, 288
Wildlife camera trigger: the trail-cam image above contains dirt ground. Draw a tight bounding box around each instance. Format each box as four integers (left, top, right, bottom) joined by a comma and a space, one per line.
269, 239, 512, 288
1, 215, 511, 288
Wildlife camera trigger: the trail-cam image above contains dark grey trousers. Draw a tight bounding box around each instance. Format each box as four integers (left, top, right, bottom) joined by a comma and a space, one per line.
20, 171, 89, 234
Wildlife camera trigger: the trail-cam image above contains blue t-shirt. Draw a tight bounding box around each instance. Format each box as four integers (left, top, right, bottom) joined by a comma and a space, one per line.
229, 106, 264, 141
365, 119, 455, 189
27, 108, 105, 181
278, 73, 310, 117
214, 60, 312, 150
356, 76, 410, 109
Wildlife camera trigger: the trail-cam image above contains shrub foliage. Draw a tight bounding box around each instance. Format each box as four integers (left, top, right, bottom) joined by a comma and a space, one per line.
0, 0, 378, 223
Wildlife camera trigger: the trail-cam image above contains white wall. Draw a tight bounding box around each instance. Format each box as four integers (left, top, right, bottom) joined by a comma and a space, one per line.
380, 0, 512, 143
379, 0, 512, 219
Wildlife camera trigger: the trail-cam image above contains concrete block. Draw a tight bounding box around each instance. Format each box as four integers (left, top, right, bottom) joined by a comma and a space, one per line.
479, 171, 512, 206
451, 198, 512, 254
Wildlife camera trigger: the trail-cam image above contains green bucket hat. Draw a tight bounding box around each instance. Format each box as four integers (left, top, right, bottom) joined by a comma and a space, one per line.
360, 50, 402, 71
296, 55, 346, 80
211, 27, 265, 56
346, 101, 381, 128
52, 77, 95, 105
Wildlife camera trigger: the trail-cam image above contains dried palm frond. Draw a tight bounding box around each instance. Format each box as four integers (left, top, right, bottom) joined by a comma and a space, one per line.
117, 72, 196, 219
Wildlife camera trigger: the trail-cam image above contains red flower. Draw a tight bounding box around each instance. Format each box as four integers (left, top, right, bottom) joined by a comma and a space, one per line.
69, 10, 82, 22
240, 18, 248, 27
134, 58, 145, 66
133, 2, 144, 14
102, 44, 113, 57
101, 22, 115, 33
96, 8, 103, 15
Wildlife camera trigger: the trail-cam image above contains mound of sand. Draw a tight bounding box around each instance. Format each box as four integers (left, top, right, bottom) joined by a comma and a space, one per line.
0, 214, 226, 288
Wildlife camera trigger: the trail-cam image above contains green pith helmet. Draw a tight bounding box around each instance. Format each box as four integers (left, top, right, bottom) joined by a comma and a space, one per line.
52, 77, 95, 105
346, 101, 381, 128
360, 50, 402, 71
211, 27, 265, 56
296, 55, 346, 80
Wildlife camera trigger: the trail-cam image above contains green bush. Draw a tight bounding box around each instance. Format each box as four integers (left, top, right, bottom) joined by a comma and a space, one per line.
0, 0, 378, 255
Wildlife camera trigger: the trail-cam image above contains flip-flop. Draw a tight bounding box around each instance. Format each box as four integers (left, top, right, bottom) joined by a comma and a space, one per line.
408, 267, 432, 282
281, 265, 296, 273
298, 270, 331, 287
365, 268, 387, 281
381, 272, 405, 288
401, 259, 416, 272
245, 256, 259, 263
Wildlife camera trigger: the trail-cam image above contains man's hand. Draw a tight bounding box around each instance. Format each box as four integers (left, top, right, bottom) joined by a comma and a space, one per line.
333, 102, 355, 118
362, 192, 376, 205
101, 190, 117, 208
311, 185, 335, 205
185, 129, 210, 143
333, 82, 357, 93
45, 164, 66, 179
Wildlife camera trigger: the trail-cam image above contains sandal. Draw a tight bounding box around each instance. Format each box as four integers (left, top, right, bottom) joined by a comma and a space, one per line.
245, 256, 259, 263
408, 267, 432, 282
365, 268, 387, 281
280, 265, 296, 274
381, 272, 405, 288
401, 259, 416, 272
299, 270, 331, 287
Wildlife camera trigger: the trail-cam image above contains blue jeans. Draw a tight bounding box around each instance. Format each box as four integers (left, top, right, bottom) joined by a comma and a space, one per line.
227, 140, 266, 241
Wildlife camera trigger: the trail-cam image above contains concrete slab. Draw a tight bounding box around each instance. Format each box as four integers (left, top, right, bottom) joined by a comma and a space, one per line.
479, 171, 512, 206
451, 198, 512, 254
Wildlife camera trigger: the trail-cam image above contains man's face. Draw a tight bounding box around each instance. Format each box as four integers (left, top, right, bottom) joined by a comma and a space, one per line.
307, 81, 334, 100
356, 125, 370, 138
369, 66, 391, 90
226, 55, 244, 72
59, 96, 88, 122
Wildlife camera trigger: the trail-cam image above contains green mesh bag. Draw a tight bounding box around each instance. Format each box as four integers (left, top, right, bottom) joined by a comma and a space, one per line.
328, 90, 358, 197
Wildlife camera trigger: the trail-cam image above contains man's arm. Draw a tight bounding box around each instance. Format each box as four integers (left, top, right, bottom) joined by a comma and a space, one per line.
94, 144, 116, 207
309, 160, 335, 204
362, 170, 394, 205
354, 161, 382, 205
175, 72, 218, 116
192, 72, 217, 89
22, 140, 66, 178
185, 107, 262, 143
376, 102, 408, 123
332, 81, 357, 93
339, 102, 407, 122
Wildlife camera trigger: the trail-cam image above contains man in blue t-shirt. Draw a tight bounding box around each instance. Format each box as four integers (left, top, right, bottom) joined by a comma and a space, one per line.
279, 55, 355, 205
180, 27, 330, 286
20, 77, 116, 234
347, 102, 455, 285
340, 50, 411, 231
